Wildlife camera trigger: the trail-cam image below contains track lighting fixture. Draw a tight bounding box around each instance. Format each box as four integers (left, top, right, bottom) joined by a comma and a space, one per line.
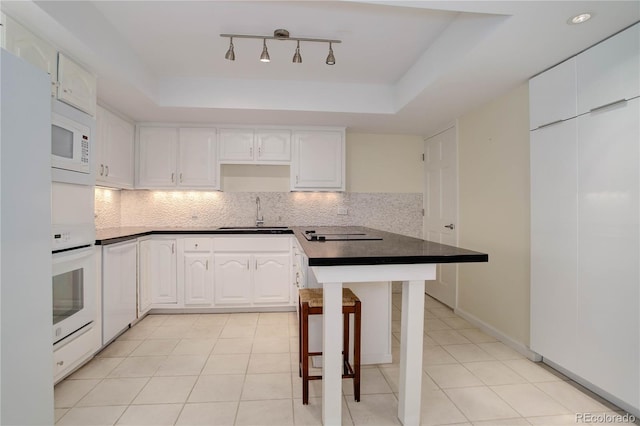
260, 39, 270, 62
221, 29, 340, 65
293, 40, 302, 63
224, 37, 235, 61
326, 42, 335, 65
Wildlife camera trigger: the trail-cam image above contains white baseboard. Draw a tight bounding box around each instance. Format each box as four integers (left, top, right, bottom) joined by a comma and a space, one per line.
454, 307, 542, 361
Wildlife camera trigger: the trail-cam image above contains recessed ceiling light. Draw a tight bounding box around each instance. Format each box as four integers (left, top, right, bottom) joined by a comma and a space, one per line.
568, 13, 592, 25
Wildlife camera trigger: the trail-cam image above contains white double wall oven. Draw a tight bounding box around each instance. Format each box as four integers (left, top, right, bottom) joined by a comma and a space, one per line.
51, 99, 97, 348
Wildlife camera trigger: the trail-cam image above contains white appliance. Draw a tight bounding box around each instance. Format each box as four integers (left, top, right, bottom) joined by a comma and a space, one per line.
52, 182, 96, 346
51, 99, 95, 185
52, 245, 96, 345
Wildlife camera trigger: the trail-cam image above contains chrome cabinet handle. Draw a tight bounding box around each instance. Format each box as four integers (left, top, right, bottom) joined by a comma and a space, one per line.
57, 361, 64, 366
258, 145, 262, 157
249, 146, 253, 157
206, 260, 209, 270
180, 173, 183, 183
444, 224, 455, 230
590, 98, 627, 113
246, 262, 249, 270
537, 119, 564, 129
105, 165, 109, 177
172, 243, 175, 254
171, 172, 175, 183
100, 164, 104, 176
296, 175, 299, 184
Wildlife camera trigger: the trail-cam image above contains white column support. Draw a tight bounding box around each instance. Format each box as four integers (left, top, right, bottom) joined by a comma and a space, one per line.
322, 282, 343, 425
398, 280, 426, 424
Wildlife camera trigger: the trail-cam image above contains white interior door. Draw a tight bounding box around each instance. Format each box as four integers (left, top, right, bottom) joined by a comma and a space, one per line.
424, 126, 458, 308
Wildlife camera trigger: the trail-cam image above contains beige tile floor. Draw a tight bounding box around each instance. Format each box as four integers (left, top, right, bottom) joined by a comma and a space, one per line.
54, 294, 636, 425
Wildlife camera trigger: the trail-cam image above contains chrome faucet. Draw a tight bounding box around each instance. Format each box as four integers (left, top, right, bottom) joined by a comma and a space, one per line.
255, 196, 264, 227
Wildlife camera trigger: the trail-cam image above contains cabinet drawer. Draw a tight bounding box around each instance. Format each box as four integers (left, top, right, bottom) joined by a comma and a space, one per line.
183, 237, 213, 252
53, 325, 100, 382
213, 236, 291, 252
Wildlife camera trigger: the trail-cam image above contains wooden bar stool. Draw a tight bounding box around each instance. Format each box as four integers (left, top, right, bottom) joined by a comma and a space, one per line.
298, 287, 361, 405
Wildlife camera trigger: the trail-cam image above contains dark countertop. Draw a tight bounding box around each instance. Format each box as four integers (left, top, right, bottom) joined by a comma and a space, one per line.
95, 226, 294, 245
291, 226, 488, 266
96, 225, 487, 267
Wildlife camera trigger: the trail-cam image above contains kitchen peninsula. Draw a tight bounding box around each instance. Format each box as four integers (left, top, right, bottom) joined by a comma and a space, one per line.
95, 225, 487, 425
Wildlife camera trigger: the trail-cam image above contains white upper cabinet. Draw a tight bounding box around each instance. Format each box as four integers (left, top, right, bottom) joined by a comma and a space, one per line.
137, 126, 219, 189
529, 58, 577, 130
96, 105, 134, 189
178, 128, 218, 188
255, 130, 291, 162
291, 129, 345, 191
577, 23, 639, 114
57, 52, 97, 117
219, 128, 291, 164
4, 14, 57, 97
137, 127, 178, 188
219, 129, 255, 162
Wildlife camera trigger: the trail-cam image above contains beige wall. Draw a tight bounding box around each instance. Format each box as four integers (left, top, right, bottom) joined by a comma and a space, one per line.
457, 83, 531, 347
220, 132, 424, 193
346, 133, 423, 193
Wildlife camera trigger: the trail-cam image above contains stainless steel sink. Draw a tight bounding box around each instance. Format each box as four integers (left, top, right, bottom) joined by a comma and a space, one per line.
216, 226, 291, 233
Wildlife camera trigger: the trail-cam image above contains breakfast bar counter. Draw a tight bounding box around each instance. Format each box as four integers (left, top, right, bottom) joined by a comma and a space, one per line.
95, 225, 487, 425
291, 226, 488, 425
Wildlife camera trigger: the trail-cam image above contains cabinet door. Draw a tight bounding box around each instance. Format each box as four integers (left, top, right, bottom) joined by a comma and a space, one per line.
57, 52, 97, 117
184, 252, 214, 305
575, 98, 639, 406
529, 119, 578, 368
577, 23, 639, 115
178, 128, 218, 188
137, 127, 178, 188
292, 130, 344, 190
219, 129, 255, 161
214, 254, 251, 305
529, 58, 577, 130
138, 240, 152, 316
96, 106, 134, 188
256, 130, 291, 162
149, 239, 177, 304
253, 253, 291, 304
102, 242, 138, 345
4, 15, 57, 97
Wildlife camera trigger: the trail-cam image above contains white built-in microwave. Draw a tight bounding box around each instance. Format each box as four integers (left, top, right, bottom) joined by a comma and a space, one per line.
51, 112, 91, 175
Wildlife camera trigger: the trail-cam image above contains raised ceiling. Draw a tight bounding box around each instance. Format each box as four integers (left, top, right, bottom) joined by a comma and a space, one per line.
4, 1, 640, 135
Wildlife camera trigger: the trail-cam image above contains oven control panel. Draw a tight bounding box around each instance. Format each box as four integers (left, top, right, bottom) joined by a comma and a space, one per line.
52, 223, 95, 252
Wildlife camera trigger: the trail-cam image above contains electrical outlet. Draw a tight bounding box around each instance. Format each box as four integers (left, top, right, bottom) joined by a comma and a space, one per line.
337, 207, 348, 215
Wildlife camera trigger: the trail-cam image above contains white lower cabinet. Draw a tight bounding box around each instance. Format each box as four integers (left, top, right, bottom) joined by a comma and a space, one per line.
214, 254, 252, 305
138, 235, 292, 311
253, 253, 291, 304
213, 236, 292, 307
102, 241, 137, 345
183, 238, 214, 306
147, 238, 178, 305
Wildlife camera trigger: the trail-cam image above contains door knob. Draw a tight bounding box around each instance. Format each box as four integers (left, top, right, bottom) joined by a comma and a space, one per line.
444, 224, 455, 230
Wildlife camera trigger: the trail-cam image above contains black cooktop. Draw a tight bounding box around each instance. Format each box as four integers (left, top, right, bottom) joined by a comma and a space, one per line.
303, 229, 383, 241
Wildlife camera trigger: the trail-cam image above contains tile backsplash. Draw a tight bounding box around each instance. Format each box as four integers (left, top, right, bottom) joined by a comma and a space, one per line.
95, 189, 423, 238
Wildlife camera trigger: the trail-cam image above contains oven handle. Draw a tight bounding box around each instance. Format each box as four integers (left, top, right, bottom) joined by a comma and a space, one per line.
52, 246, 94, 264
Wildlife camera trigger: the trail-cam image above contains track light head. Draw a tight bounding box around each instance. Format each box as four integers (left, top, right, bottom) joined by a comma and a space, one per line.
326, 42, 335, 65
292, 40, 302, 63
260, 39, 270, 62
225, 37, 235, 61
